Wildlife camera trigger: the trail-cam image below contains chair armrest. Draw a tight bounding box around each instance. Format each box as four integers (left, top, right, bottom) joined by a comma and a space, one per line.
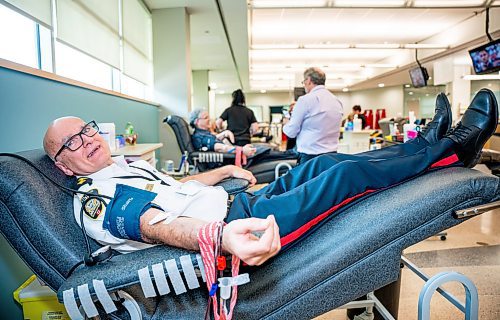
190, 151, 235, 165
215, 178, 250, 195
57, 245, 202, 302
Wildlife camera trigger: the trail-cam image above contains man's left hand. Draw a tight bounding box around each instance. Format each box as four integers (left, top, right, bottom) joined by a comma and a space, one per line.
225, 165, 256, 186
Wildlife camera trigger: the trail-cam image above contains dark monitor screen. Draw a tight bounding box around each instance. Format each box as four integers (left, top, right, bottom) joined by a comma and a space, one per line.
409, 67, 429, 88
468, 39, 500, 74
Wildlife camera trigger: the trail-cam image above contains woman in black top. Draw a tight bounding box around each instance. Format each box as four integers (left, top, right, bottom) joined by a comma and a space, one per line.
216, 89, 259, 146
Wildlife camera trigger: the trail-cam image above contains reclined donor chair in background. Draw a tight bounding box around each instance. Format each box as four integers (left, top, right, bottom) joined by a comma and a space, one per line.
164, 115, 297, 184
1, 149, 499, 319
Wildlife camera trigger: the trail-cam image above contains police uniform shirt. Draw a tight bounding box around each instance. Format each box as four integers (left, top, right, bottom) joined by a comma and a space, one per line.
74, 156, 229, 253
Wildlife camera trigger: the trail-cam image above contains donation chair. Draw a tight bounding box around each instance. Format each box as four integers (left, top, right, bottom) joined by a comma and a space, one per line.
1, 150, 499, 319
164, 115, 296, 184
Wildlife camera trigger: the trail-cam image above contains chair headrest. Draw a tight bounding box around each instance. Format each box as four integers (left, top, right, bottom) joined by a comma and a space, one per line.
164, 115, 195, 154
0, 150, 102, 290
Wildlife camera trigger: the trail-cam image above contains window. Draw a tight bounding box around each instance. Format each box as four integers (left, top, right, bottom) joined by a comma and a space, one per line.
122, 74, 150, 100
55, 41, 113, 90
0, 5, 38, 68
0, 0, 153, 101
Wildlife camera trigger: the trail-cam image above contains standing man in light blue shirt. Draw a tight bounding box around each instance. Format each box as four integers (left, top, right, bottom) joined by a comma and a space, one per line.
283, 67, 343, 164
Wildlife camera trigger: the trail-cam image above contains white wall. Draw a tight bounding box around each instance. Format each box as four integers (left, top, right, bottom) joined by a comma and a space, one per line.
349, 86, 405, 118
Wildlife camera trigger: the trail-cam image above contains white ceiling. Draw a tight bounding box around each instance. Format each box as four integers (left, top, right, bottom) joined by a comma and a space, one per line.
144, 0, 499, 93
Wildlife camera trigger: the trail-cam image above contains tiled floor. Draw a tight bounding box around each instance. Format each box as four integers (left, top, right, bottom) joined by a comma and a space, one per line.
314, 165, 500, 320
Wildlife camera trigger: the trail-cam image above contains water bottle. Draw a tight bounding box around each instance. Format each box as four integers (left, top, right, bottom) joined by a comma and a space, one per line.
125, 122, 134, 135
124, 122, 137, 145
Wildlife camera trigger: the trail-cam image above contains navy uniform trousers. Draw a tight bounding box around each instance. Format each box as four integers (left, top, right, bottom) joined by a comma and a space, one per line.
226, 136, 459, 249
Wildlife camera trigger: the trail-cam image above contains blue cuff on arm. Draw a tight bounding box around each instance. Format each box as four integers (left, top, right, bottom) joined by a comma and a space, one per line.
103, 184, 158, 242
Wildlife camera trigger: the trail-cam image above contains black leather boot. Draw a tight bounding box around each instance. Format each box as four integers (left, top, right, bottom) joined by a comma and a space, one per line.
447, 88, 498, 168
419, 92, 452, 144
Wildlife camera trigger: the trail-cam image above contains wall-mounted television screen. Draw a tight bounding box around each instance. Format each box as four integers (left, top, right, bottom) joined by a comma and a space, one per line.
469, 39, 500, 74
409, 66, 429, 88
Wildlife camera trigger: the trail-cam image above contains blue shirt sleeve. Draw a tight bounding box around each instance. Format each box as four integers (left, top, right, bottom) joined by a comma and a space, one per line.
192, 129, 218, 151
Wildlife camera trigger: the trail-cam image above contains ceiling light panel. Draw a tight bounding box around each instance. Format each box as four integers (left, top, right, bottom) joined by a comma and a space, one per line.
251, 65, 363, 72
403, 43, 449, 49
252, 8, 471, 45
355, 43, 401, 49
413, 0, 486, 7
252, 44, 300, 49
251, 0, 328, 8
303, 43, 351, 49
250, 49, 395, 60
333, 0, 406, 7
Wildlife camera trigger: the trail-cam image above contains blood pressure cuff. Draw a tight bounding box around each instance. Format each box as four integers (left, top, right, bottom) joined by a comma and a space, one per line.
103, 184, 158, 242
192, 129, 220, 151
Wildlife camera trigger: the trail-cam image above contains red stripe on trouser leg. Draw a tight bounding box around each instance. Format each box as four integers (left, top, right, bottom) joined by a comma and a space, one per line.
280, 189, 377, 247
430, 154, 459, 169
279, 153, 459, 248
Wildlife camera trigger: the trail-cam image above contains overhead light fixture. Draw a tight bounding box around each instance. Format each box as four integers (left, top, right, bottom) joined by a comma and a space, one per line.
253, 43, 448, 50
303, 44, 350, 49
334, 0, 406, 6
413, 0, 485, 7
405, 84, 411, 88
403, 44, 449, 49
364, 64, 398, 68
252, 0, 327, 8
462, 74, 500, 80
252, 44, 300, 49
342, 88, 349, 92
355, 44, 401, 49
219, 90, 225, 94
409, 91, 414, 95
260, 89, 267, 93
250, 74, 295, 80
378, 83, 385, 88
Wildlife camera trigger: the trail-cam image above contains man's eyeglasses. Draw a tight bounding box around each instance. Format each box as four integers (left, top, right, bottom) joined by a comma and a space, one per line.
301, 78, 308, 85
54, 121, 99, 161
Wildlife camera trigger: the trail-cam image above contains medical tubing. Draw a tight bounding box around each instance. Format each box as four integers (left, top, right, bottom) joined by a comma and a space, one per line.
0, 153, 113, 273
129, 165, 171, 185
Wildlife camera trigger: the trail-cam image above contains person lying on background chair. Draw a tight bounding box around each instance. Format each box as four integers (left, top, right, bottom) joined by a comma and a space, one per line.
42, 89, 498, 266
190, 109, 297, 167
190, 109, 257, 157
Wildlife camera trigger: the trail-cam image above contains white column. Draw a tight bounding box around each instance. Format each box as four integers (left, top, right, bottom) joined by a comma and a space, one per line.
451, 66, 471, 122
152, 8, 192, 166
192, 70, 209, 112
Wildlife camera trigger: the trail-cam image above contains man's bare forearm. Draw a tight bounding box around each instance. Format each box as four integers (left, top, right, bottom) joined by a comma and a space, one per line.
179, 166, 230, 185
140, 209, 205, 251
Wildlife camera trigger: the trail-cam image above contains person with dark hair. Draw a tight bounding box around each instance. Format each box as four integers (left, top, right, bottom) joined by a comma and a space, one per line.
283, 67, 343, 165
216, 89, 259, 146
352, 105, 367, 129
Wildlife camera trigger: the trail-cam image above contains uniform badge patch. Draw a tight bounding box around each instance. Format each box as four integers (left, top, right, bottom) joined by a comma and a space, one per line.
81, 189, 104, 219
76, 177, 93, 187
145, 183, 154, 191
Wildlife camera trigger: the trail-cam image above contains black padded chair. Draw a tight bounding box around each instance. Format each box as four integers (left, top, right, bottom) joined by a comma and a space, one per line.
164, 115, 297, 183
1, 150, 499, 319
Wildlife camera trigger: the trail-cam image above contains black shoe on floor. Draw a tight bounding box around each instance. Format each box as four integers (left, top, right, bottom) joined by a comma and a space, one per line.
447, 88, 498, 168
419, 92, 452, 144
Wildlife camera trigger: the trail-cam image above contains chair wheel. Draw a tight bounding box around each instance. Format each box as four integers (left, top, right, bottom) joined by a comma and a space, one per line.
440, 235, 447, 241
